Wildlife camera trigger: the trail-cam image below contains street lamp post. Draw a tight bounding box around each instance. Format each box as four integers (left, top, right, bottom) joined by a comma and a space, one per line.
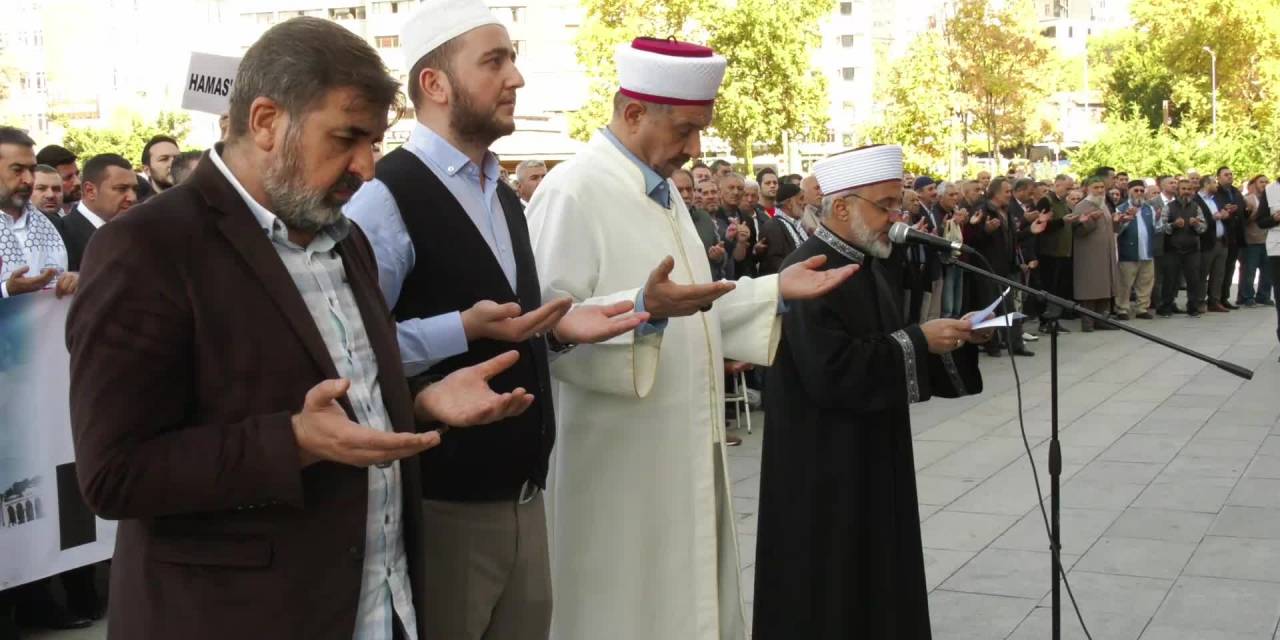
1203, 46, 1217, 136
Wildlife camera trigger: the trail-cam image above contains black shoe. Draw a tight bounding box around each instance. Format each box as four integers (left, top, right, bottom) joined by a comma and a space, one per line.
1172, 306, 1187, 314
1157, 310, 1172, 318
1114, 313, 1131, 321
1095, 323, 1118, 331
1136, 312, 1155, 320
1012, 348, 1035, 357
1189, 311, 1202, 318
726, 435, 742, 447
986, 348, 1004, 357
1257, 299, 1274, 306
1223, 302, 1239, 310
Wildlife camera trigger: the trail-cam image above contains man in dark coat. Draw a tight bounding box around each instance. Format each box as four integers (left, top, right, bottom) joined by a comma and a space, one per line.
754, 145, 986, 639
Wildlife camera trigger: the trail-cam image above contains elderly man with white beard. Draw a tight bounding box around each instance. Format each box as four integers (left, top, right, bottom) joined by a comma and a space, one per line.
752, 145, 989, 639
526, 37, 856, 640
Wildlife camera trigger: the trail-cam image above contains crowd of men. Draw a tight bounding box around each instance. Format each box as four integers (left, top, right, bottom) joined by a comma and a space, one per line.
1, 0, 1278, 638
660, 162, 1280, 361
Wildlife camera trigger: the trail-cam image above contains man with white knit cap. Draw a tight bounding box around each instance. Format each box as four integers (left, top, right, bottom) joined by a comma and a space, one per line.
345, 2, 650, 638
525, 38, 856, 640
752, 146, 989, 638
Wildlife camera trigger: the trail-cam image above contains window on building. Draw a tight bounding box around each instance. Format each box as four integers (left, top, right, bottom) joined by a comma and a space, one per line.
329, 6, 366, 20
278, 10, 303, 19
840, 1, 853, 15
842, 133, 855, 146
243, 11, 273, 24
1067, 26, 1073, 37
1042, 26, 1056, 37
840, 34, 860, 47
375, 35, 400, 48
841, 67, 856, 81
372, 1, 407, 14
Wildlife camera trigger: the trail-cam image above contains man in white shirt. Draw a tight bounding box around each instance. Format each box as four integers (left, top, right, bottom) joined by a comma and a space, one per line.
61, 153, 137, 270
0, 126, 77, 299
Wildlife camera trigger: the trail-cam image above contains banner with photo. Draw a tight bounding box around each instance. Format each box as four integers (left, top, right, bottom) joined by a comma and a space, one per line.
0, 293, 115, 589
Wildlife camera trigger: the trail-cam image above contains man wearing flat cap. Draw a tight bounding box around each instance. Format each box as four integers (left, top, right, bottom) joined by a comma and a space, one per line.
752, 145, 990, 639
526, 37, 855, 640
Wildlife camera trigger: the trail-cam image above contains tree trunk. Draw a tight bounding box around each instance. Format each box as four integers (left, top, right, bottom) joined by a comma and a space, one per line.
743, 142, 755, 177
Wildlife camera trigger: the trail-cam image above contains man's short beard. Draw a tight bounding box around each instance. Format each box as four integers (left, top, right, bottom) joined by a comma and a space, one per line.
64, 187, 80, 203
450, 77, 514, 148
153, 174, 173, 190
1086, 194, 1107, 208
851, 211, 892, 259
0, 186, 30, 211
262, 126, 349, 234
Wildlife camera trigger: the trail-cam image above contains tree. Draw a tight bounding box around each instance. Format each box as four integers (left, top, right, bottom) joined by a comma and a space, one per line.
944, 0, 1055, 164
59, 110, 191, 167
1071, 109, 1280, 178
569, 0, 831, 173
1091, 0, 1280, 132
569, 0, 714, 141
707, 0, 830, 172
863, 30, 960, 174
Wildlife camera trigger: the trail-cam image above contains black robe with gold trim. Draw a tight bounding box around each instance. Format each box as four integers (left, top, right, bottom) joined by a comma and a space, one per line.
753, 230, 983, 639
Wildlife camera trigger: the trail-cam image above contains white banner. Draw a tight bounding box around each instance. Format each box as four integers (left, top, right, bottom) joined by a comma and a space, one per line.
0, 293, 115, 589
182, 52, 240, 115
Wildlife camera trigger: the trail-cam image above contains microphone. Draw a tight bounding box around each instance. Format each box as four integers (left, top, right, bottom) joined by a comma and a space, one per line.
888, 221, 977, 255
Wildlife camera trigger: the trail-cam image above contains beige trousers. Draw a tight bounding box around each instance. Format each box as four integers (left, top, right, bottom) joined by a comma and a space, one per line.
420, 493, 552, 640
1116, 260, 1155, 315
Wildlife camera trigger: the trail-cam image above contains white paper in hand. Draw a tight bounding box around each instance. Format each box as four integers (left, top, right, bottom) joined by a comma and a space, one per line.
974, 312, 1026, 330
970, 287, 1011, 325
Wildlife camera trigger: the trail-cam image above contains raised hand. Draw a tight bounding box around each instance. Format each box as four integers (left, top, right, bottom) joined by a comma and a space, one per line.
415, 351, 536, 427
5, 265, 56, 296
708, 241, 726, 263
54, 272, 78, 299
553, 300, 650, 344
778, 254, 858, 301
292, 379, 441, 468
461, 297, 572, 343
754, 236, 768, 256
642, 255, 736, 319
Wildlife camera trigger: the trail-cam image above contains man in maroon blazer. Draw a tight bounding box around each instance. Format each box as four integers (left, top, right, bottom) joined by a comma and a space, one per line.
65, 18, 533, 640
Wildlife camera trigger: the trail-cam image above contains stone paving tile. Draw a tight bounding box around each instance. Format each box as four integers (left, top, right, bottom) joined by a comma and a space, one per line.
1104, 507, 1215, 543
1008, 607, 1150, 640
1132, 476, 1237, 513
923, 548, 976, 591
940, 547, 1080, 600
991, 507, 1121, 556
1245, 454, 1280, 479
919, 504, 941, 522
1180, 436, 1266, 460
1209, 506, 1280, 539
1098, 433, 1192, 464
923, 437, 1032, 480
1147, 576, 1280, 637
1059, 479, 1148, 511
921, 511, 1019, 552
1074, 535, 1198, 580
918, 418, 1003, 442
1227, 477, 1280, 509
915, 475, 980, 507
928, 590, 1037, 640
914, 439, 967, 471
1157, 452, 1250, 479
1069, 459, 1165, 485
1183, 536, 1280, 583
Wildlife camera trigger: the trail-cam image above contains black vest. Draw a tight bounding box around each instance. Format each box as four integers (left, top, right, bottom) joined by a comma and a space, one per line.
376, 147, 553, 501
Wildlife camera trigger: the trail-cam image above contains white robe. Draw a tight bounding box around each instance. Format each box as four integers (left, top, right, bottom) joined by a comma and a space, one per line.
526, 134, 781, 640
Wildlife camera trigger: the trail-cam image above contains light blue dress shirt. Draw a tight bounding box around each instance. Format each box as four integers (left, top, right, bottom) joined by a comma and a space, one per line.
600, 127, 671, 335
346, 123, 519, 375
1200, 192, 1224, 239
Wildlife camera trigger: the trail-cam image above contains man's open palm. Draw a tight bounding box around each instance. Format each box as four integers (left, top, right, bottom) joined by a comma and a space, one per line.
779, 254, 858, 301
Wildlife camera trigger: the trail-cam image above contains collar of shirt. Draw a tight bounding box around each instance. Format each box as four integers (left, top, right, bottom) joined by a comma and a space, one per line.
1, 203, 35, 232
208, 144, 349, 252
600, 127, 671, 209
405, 122, 499, 191
76, 201, 108, 229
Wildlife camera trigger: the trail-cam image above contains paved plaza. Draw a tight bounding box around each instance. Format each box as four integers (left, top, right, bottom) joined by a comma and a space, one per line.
29, 299, 1280, 640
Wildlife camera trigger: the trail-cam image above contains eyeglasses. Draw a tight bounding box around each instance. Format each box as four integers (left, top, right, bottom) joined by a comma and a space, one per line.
845, 191, 901, 215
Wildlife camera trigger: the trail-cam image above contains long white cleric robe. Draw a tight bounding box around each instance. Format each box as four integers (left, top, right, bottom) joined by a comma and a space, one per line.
526, 132, 781, 640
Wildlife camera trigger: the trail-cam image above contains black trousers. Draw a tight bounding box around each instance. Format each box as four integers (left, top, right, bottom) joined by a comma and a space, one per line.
1161, 251, 1202, 312
1271, 257, 1280, 344
1222, 244, 1240, 304
1036, 255, 1071, 320
1151, 252, 1165, 309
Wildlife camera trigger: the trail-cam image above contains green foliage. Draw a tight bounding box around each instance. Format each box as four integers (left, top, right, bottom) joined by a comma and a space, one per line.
864, 31, 956, 173
707, 0, 831, 172
1092, 0, 1280, 132
1071, 109, 1280, 178
569, 0, 714, 141
59, 110, 191, 167
569, 0, 832, 172
944, 0, 1057, 160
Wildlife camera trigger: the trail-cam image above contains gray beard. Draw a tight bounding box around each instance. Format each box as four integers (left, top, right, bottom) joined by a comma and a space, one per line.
851, 212, 892, 259
1086, 194, 1107, 208
262, 132, 346, 234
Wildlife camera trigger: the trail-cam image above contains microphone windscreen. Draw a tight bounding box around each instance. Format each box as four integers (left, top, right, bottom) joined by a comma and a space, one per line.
888, 221, 911, 244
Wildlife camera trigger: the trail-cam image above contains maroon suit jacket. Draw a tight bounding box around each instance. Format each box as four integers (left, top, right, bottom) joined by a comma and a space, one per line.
66, 156, 426, 639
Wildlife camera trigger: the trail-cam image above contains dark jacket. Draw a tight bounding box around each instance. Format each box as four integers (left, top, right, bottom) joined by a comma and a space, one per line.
971, 202, 1018, 274
759, 214, 804, 276
1165, 197, 1207, 254
1035, 193, 1073, 258
1116, 200, 1157, 262
375, 147, 554, 501
65, 156, 427, 640
1196, 194, 1226, 252
59, 208, 98, 271
1213, 183, 1247, 248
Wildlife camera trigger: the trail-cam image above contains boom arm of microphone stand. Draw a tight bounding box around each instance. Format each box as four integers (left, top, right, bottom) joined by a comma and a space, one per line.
941, 255, 1254, 381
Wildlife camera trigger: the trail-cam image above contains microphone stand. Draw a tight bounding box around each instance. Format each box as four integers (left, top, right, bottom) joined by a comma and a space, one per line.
936, 251, 1252, 640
